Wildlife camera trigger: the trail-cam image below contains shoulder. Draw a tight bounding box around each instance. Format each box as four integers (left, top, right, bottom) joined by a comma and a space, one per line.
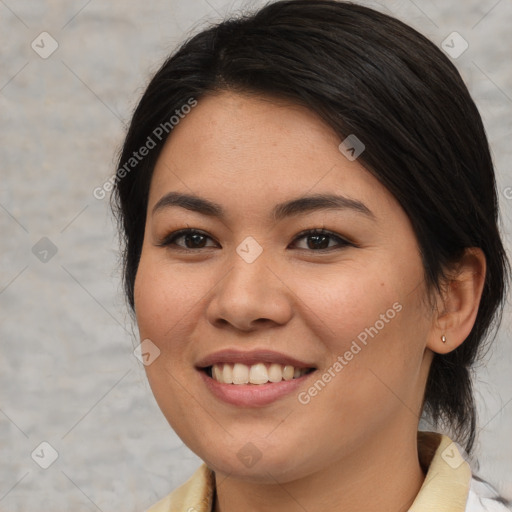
465, 476, 511, 512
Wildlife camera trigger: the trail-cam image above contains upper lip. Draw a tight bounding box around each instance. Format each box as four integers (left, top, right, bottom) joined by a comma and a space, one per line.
195, 349, 316, 369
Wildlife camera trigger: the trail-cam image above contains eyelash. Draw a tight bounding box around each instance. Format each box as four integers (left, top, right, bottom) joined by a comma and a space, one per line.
158, 228, 353, 252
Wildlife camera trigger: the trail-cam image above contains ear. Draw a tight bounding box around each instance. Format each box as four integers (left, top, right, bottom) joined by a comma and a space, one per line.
427, 248, 486, 354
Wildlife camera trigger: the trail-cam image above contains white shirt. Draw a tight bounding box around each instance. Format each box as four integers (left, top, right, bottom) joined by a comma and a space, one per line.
466, 477, 510, 511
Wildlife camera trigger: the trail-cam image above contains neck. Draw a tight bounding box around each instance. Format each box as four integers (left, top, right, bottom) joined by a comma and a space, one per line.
213, 427, 425, 512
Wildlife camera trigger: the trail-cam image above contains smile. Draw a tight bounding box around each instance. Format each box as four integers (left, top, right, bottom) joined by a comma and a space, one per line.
207, 362, 315, 385
196, 348, 317, 406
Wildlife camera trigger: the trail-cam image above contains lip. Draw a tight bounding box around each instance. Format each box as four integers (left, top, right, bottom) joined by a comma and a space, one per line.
199, 369, 316, 407
195, 349, 315, 369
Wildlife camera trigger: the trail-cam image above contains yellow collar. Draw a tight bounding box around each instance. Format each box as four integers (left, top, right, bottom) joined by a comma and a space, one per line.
147, 431, 471, 512
411, 432, 471, 511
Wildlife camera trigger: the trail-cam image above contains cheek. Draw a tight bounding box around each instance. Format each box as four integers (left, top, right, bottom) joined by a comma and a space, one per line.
132, 253, 206, 423
295, 256, 430, 390
295, 263, 412, 347
133, 253, 206, 343
133, 254, 207, 440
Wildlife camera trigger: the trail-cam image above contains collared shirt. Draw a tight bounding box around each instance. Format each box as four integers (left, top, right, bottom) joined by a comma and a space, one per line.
146, 432, 509, 512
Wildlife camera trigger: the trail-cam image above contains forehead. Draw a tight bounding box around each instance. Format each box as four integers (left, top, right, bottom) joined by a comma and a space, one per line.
148, 91, 397, 218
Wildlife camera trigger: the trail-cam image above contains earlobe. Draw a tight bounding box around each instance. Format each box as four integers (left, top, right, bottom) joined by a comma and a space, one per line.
427, 248, 486, 355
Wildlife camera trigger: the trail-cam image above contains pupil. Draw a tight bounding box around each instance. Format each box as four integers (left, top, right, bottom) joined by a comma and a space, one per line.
187, 233, 206, 248
308, 234, 329, 249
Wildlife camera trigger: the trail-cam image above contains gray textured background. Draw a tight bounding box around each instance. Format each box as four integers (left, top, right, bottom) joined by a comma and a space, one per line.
0, 0, 511, 510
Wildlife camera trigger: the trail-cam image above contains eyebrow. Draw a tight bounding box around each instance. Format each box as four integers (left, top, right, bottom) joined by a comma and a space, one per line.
152, 191, 375, 221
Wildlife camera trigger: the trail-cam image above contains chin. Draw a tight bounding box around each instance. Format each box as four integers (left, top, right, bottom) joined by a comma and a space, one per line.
190, 437, 317, 484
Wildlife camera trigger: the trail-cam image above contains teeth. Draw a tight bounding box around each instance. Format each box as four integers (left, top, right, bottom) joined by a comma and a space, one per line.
210, 363, 311, 385
249, 363, 268, 385
268, 363, 283, 383
213, 365, 223, 382
222, 363, 233, 384
282, 365, 294, 381
232, 363, 249, 384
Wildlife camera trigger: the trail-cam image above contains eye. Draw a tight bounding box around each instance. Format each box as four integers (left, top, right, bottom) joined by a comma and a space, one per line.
158, 229, 219, 250
290, 229, 352, 251
158, 228, 352, 252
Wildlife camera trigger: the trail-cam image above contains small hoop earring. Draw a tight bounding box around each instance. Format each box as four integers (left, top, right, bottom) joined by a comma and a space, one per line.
441, 335, 447, 343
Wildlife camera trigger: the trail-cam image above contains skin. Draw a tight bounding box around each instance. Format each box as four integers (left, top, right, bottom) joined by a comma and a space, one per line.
134, 91, 486, 512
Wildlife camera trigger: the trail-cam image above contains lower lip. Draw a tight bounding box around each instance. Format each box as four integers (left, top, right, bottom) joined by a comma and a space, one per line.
199, 370, 315, 407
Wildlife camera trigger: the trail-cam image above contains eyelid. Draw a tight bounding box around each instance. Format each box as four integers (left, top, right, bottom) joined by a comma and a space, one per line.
290, 228, 354, 250
157, 228, 219, 249
157, 227, 354, 251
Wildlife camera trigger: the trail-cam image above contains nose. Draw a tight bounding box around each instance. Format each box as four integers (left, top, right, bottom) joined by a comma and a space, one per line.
205, 248, 294, 332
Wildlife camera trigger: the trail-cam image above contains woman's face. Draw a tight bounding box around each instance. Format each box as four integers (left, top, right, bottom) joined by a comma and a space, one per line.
134, 91, 436, 482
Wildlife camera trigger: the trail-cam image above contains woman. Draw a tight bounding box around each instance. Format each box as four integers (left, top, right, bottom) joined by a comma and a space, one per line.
111, 1, 511, 510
